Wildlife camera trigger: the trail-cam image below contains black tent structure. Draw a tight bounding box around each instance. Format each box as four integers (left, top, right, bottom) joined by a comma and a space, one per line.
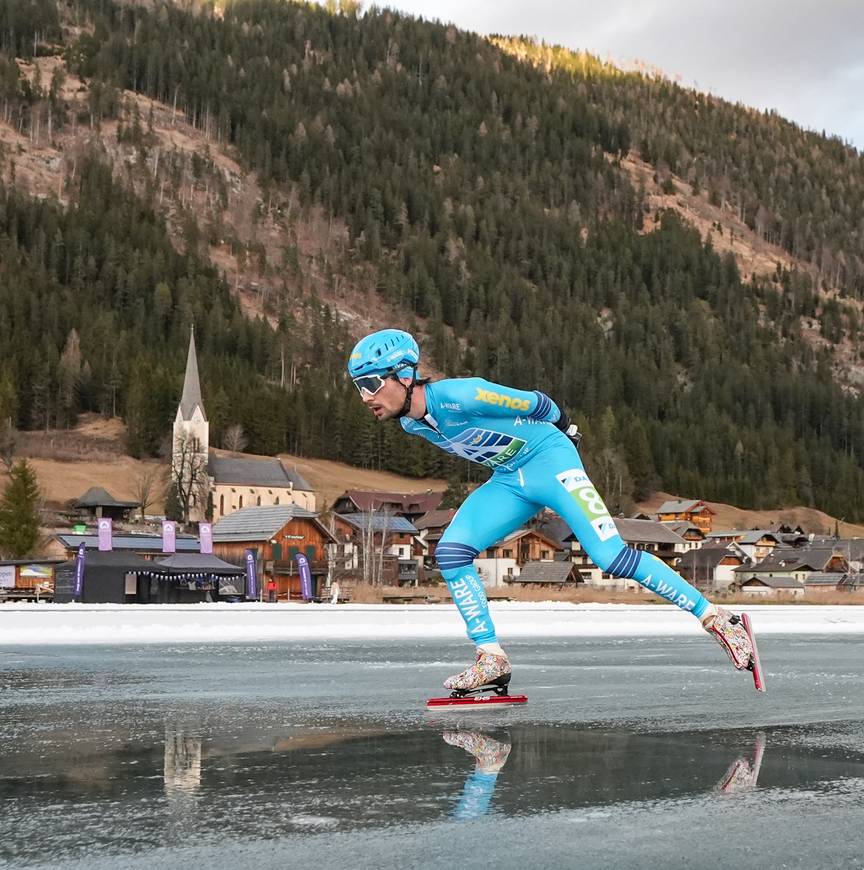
150, 554, 246, 602
53, 551, 247, 604
53, 551, 157, 604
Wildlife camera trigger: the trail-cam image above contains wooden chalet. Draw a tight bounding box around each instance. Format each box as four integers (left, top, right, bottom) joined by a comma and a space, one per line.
212, 505, 337, 599
657, 499, 716, 533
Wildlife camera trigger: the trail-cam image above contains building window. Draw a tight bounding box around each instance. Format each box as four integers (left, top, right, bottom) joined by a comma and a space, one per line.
275, 496, 280, 505
503, 549, 513, 558
219, 495, 224, 515
239, 496, 244, 508
541, 550, 549, 559
257, 496, 262, 506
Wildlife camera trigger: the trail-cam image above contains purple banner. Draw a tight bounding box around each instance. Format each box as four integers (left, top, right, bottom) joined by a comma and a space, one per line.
199, 522, 213, 554
74, 543, 86, 601
296, 553, 313, 601
162, 520, 176, 554
97, 518, 112, 551
244, 549, 258, 600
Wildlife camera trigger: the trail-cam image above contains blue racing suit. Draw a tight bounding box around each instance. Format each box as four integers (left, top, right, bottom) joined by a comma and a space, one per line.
402, 378, 709, 646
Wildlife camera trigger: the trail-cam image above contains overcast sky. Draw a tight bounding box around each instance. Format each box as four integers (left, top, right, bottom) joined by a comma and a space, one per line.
377, 0, 864, 151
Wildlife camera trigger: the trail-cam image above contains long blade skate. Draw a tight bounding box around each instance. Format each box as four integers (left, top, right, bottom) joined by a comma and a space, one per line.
426, 674, 528, 709
742, 613, 766, 693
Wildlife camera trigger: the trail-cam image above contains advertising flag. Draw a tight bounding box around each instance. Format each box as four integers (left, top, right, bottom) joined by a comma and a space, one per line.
162, 520, 176, 554
296, 553, 313, 601
244, 549, 258, 600
97, 518, 112, 551
199, 522, 213, 554
74, 543, 86, 600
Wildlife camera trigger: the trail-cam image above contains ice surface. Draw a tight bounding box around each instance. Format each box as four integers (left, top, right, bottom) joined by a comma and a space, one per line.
3, 632, 864, 868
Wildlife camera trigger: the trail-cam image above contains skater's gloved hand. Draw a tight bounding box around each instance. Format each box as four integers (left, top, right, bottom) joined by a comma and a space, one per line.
553, 407, 582, 448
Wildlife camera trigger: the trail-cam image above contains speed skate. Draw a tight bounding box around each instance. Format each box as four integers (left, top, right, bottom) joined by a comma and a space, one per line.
426, 674, 528, 709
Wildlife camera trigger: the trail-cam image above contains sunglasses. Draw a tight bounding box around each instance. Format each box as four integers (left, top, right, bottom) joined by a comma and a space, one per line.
352, 373, 390, 396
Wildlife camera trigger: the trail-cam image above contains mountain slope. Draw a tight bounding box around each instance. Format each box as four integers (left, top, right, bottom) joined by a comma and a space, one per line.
1, 0, 863, 519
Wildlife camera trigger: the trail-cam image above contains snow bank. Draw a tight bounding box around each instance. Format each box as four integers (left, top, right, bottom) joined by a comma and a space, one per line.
1, 602, 864, 645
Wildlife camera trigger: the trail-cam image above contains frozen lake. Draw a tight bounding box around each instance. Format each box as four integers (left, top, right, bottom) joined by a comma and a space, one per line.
3, 627, 864, 868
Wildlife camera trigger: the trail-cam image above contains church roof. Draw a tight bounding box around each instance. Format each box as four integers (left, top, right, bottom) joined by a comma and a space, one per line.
209, 452, 312, 490
179, 328, 207, 421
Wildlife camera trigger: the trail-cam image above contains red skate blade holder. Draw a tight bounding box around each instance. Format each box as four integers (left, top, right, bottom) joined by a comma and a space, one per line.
741, 612, 766, 693
426, 694, 528, 709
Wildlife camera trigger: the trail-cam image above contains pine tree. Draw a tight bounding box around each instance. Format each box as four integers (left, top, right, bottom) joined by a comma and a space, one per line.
0, 459, 42, 558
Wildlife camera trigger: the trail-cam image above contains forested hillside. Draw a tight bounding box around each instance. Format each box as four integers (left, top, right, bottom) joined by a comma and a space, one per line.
1, 0, 863, 519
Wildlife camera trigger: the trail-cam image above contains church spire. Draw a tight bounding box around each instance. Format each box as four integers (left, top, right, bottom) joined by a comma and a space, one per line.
179, 327, 207, 421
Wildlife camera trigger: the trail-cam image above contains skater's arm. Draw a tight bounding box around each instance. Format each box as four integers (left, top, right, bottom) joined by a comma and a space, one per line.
443, 377, 563, 422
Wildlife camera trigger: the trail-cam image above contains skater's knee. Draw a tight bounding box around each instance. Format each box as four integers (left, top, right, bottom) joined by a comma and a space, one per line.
595, 544, 644, 579
435, 541, 479, 571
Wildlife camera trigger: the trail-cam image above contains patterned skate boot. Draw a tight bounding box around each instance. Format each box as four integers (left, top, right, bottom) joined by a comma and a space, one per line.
443, 731, 512, 774
702, 607, 766, 692
443, 651, 511, 693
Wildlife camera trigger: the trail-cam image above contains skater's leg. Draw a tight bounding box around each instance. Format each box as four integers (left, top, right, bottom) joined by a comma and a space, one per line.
524, 444, 711, 618
436, 473, 540, 646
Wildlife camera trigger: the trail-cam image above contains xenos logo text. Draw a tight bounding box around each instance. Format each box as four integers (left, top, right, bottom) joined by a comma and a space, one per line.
475, 388, 530, 411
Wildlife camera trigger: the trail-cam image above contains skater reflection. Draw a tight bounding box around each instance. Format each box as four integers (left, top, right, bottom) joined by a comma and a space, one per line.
444, 731, 512, 820
715, 733, 767, 794
163, 725, 203, 797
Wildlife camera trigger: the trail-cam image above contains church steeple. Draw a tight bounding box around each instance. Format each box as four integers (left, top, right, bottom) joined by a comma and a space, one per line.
179, 327, 207, 422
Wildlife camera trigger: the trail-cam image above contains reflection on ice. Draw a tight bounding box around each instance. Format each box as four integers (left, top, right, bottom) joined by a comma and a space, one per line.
716, 732, 766, 794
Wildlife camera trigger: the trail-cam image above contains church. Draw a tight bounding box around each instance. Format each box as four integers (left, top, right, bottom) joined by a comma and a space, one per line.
172, 330, 315, 523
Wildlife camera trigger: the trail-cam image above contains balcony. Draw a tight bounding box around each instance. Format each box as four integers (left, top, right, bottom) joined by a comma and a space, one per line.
270, 559, 329, 575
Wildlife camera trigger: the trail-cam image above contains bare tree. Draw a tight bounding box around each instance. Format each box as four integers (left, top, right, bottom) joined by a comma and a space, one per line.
170, 431, 210, 524
222, 424, 247, 453
133, 465, 165, 523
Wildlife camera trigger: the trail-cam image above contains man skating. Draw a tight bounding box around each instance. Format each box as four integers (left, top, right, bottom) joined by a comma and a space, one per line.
348, 329, 764, 694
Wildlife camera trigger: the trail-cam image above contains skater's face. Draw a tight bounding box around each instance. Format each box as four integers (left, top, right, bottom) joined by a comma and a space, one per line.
356, 374, 409, 420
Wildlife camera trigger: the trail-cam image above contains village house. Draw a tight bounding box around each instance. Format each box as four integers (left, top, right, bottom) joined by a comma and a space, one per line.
733, 546, 849, 587
656, 499, 716, 533
568, 518, 688, 591
677, 543, 748, 592
211, 505, 337, 599
474, 528, 562, 587
413, 508, 457, 561
704, 529, 781, 563
739, 575, 805, 598
333, 513, 421, 585
660, 521, 706, 551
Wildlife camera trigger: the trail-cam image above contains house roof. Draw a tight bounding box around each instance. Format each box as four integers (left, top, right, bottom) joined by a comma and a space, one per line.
567, 518, 685, 547
511, 561, 577, 584
56, 534, 202, 553
801, 572, 844, 586
735, 546, 842, 574
706, 529, 780, 545
531, 513, 574, 547
212, 505, 321, 543
662, 521, 706, 539
414, 509, 457, 531
337, 513, 418, 534
678, 546, 744, 570
332, 490, 443, 514
154, 553, 244, 575
657, 499, 714, 515
741, 575, 803, 589
496, 527, 562, 550
73, 487, 139, 509
209, 452, 312, 491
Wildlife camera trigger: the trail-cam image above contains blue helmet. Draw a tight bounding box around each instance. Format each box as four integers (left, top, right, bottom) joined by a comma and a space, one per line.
348, 329, 420, 379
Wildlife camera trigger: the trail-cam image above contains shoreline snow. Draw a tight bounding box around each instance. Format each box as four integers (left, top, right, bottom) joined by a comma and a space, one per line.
2, 602, 864, 645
